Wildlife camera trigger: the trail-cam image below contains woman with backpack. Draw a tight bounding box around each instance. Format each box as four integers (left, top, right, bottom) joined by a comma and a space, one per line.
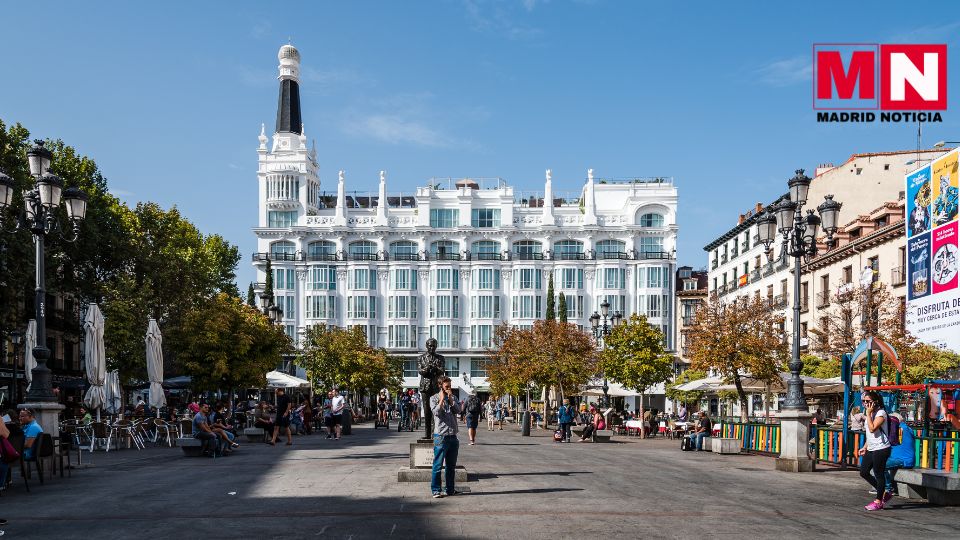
858, 390, 892, 511
465, 392, 481, 445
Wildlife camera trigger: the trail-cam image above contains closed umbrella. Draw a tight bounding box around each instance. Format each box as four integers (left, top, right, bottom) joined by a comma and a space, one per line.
83, 305, 106, 416
24, 319, 36, 392
104, 370, 122, 415
145, 319, 166, 413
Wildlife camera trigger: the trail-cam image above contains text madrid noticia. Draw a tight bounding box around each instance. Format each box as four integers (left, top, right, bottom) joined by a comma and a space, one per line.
812, 44, 947, 124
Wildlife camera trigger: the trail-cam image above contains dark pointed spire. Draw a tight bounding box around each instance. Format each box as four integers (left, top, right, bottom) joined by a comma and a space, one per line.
276, 44, 302, 134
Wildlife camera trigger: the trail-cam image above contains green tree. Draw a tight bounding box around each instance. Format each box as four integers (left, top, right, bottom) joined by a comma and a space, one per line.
601, 313, 673, 437
175, 293, 290, 392
264, 259, 274, 299
545, 273, 555, 321
558, 293, 568, 324
299, 325, 402, 396
247, 282, 256, 307
665, 369, 707, 410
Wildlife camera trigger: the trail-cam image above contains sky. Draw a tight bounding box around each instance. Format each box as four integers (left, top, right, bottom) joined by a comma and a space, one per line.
1, 1, 958, 289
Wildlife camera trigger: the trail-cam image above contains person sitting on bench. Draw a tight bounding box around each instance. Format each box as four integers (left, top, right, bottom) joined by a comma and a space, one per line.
192, 403, 222, 457
689, 410, 711, 451
578, 406, 605, 442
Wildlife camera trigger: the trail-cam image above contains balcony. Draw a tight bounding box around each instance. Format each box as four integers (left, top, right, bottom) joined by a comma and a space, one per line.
750, 268, 761, 281
891, 266, 906, 287
597, 251, 628, 260
816, 291, 831, 308
434, 252, 463, 261
553, 251, 588, 261
513, 252, 545, 261
775, 257, 790, 270
800, 296, 809, 313
773, 294, 787, 308
742, 242, 750, 253
717, 284, 728, 295
637, 250, 671, 260
252, 252, 304, 262
390, 252, 421, 261
711, 260, 718, 270
728, 280, 736, 291
763, 264, 774, 277
350, 252, 380, 261
720, 254, 728, 264
307, 252, 339, 261
473, 252, 506, 261
731, 248, 739, 258
681, 315, 695, 327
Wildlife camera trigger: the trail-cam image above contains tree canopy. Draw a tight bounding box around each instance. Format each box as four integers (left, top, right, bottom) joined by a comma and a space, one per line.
299, 325, 403, 394
601, 313, 673, 397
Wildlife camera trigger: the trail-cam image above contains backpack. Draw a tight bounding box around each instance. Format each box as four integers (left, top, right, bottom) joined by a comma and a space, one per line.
885, 414, 901, 446
553, 429, 564, 442
681, 437, 693, 451
467, 395, 481, 415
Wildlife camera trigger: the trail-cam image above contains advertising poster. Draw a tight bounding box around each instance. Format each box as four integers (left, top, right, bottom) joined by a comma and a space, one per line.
932, 151, 959, 227
907, 165, 931, 237
932, 222, 958, 294
909, 232, 931, 300
906, 147, 960, 354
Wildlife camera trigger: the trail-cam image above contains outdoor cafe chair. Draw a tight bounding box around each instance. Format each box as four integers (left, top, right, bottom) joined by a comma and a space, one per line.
24, 433, 56, 485
154, 420, 175, 447
6, 431, 30, 493
113, 420, 145, 450
658, 421, 669, 437
178, 419, 193, 442
89, 421, 114, 452
57, 433, 74, 478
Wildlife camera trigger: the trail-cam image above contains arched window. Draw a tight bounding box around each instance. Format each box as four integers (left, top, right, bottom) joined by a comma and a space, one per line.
553, 240, 584, 260
638, 212, 665, 227
512, 240, 543, 260
471, 240, 501, 260
389, 240, 419, 260
348, 240, 377, 260
595, 239, 626, 260
431, 240, 460, 260
270, 241, 296, 255
307, 240, 336, 260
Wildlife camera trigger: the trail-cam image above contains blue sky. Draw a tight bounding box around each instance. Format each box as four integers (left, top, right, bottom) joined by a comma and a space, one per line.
1, 1, 958, 288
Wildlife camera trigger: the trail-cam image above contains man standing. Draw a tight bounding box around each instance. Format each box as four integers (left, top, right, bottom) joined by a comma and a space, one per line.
330, 389, 345, 440
430, 377, 462, 498
271, 387, 293, 446
557, 399, 575, 443
464, 391, 481, 445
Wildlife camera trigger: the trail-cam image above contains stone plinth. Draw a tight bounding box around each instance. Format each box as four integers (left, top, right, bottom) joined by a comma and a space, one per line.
18, 401, 65, 438
399, 438, 469, 482
712, 437, 741, 454
410, 440, 434, 468
775, 409, 814, 473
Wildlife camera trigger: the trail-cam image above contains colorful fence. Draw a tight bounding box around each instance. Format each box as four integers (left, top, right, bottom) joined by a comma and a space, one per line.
719, 421, 780, 454
813, 425, 960, 472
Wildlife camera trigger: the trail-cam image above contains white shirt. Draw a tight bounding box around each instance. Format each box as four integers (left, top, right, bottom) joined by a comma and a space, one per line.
331, 395, 345, 415
864, 409, 890, 451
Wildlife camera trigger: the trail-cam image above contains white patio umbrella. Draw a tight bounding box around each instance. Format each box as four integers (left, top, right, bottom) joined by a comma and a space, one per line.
24, 319, 37, 393
145, 319, 166, 413
104, 370, 122, 414
266, 370, 311, 388
82, 305, 106, 417
674, 376, 724, 392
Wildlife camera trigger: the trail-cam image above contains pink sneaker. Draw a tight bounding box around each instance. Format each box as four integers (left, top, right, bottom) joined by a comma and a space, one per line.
864, 500, 884, 511
882, 492, 893, 503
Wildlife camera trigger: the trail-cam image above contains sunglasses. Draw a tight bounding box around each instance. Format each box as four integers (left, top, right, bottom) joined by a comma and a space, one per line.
863, 400, 873, 404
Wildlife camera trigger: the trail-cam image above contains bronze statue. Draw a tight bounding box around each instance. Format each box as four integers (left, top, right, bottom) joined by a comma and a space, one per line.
418, 337, 445, 439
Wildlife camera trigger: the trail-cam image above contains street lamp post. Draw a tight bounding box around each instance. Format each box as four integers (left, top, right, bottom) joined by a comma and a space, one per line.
757, 169, 841, 473
0, 140, 88, 435
589, 300, 622, 409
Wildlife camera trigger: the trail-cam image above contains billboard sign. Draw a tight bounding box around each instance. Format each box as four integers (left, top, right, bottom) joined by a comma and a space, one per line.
905, 147, 960, 353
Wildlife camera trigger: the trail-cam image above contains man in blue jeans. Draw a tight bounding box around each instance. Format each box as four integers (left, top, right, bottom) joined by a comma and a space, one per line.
690, 410, 711, 451
882, 412, 915, 496
557, 399, 575, 443
430, 376, 461, 498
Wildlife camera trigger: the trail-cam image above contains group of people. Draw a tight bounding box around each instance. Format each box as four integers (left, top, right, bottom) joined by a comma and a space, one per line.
1, 408, 44, 492
190, 402, 242, 457
246, 387, 347, 446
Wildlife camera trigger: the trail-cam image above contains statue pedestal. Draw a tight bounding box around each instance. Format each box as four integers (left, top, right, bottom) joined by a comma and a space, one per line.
775, 409, 815, 473
18, 401, 65, 438
398, 439, 468, 482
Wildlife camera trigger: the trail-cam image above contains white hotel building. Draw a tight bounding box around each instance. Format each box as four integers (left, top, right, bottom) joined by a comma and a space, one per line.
252, 45, 679, 397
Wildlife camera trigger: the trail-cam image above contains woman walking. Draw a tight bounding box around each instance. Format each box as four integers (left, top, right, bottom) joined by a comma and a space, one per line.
858, 390, 892, 511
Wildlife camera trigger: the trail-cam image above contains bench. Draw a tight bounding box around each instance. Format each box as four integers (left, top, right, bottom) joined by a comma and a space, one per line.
711, 437, 741, 455
243, 427, 266, 443
177, 437, 203, 457
894, 468, 960, 506
593, 430, 613, 443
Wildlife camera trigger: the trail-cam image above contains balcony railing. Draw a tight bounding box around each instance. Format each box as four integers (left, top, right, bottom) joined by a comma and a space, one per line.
252, 252, 304, 262
307, 252, 339, 261
750, 268, 761, 280
552, 251, 587, 261
891, 266, 906, 286
816, 291, 831, 308
800, 296, 809, 313
773, 294, 787, 307
350, 252, 380, 261
681, 315, 695, 327
718, 284, 728, 295
636, 250, 671, 260
434, 252, 463, 261
513, 252, 545, 261
721, 254, 728, 264
728, 280, 736, 291
390, 252, 421, 261
763, 264, 774, 277
474, 252, 506, 261
711, 260, 718, 269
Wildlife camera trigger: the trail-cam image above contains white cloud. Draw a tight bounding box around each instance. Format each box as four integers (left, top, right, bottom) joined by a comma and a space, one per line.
755, 56, 811, 87
341, 93, 484, 150
345, 115, 451, 147
462, 0, 544, 40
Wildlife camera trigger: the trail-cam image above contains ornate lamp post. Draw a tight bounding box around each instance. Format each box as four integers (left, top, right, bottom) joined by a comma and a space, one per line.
589, 300, 622, 409
1, 140, 88, 434
756, 169, 841, 472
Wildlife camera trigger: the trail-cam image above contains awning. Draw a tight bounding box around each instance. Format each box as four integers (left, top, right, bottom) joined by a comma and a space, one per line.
266, 371, 311, 389
580, 382, 644, 397
674, 377, 724, 392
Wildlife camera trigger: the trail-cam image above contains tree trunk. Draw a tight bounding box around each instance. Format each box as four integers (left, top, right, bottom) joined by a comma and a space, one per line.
733, 373, 748, 422
639, 391, 646, 439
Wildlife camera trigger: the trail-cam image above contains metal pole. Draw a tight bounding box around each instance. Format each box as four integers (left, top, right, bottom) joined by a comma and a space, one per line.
782, 216, 807, 410
26, 228, 55, 402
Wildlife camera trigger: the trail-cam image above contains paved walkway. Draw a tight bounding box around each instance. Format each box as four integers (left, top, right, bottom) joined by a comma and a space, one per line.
1, 422, 957, 539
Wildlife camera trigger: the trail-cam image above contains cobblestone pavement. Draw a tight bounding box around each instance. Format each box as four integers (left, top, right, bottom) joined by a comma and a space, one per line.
1, 422, 957, 539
